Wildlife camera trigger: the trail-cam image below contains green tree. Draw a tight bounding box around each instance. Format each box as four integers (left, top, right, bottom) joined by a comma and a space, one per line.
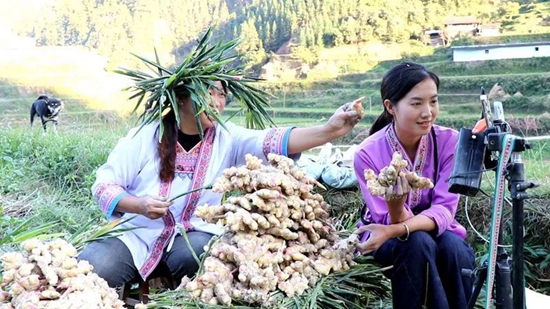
236, 19, 266, 68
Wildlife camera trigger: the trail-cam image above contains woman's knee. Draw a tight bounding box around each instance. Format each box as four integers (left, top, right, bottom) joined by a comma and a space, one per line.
187, 231, 214, 255
384, 231, 437, 264
166, 232, 213, 279
436, 231, 475, 265
78, 238, 136, 287
404, 231, 437, 252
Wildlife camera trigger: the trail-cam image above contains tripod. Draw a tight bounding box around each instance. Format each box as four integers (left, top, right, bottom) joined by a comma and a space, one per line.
464, 133, 538, 309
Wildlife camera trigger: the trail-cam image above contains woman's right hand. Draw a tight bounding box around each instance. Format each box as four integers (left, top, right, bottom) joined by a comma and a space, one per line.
137, 195, 173, 219
385, 174, 411, 202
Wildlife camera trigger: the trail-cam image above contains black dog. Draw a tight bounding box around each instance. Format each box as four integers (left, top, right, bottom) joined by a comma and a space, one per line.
30, 95, 64, 134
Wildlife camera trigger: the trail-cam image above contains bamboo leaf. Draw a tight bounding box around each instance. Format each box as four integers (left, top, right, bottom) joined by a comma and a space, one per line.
129, 52, 172, 75
168, 89, 180, 126
154, 47, 163, 77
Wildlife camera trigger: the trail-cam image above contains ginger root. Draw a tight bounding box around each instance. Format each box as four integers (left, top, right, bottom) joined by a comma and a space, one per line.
0, 238, 125, 309
364, 152, 434, 197
183, 153, 356, 306
351, 98, 365, 118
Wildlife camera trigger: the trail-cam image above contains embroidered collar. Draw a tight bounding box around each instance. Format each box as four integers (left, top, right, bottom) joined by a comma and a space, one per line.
175, 142, 202, 180
385, 124, 429, 207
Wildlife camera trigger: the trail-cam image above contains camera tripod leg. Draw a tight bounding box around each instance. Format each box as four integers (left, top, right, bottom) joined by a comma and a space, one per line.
465, 265, 487, 309
494, 248, 513, 309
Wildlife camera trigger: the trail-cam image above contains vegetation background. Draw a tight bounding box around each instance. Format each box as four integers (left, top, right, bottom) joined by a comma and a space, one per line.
1, 0, 550, 307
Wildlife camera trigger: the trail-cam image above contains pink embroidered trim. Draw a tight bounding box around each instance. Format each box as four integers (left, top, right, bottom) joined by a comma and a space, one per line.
181, 128, 215, 229
175, 143, 200, 180
139, 179, 174, 280
139, 213, 175, 280
93, 183, 126, 215
262, 127, 287, 157
385, 125, 429, 208
139, 128, 216, 279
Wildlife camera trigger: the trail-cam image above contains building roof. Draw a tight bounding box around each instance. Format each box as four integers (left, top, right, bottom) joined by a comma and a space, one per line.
451, 41, 550, 50
478, 24, 500, 30
445, 16, 479, 25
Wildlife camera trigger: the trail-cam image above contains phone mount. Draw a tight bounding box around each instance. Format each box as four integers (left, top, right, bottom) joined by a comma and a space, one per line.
448, 87, 512, 196
448, 87, 539, 309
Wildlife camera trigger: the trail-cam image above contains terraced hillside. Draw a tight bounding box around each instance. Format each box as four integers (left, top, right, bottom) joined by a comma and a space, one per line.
2, 41, 550, 146
225, 52, 550, 144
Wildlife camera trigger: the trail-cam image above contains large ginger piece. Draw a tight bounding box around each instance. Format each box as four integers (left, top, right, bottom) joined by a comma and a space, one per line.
364, 152, 434, 197
175, 153, 356, 307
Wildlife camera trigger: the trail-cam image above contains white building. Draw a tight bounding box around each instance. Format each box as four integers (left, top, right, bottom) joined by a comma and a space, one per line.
451, 41, 550, 62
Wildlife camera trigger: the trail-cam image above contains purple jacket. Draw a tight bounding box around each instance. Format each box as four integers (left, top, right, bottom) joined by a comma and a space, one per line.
354, 124, 467, 241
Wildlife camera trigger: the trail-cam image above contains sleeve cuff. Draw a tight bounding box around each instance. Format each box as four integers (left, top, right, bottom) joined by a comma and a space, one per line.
262, 127, 297, 158
419, 204, 453, 236
106, 192, 129, 219
93, 183, 128, 219
282, 126, 295, 156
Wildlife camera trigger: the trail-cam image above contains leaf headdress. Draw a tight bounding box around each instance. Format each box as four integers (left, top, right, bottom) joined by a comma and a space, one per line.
114, 26, 275, 140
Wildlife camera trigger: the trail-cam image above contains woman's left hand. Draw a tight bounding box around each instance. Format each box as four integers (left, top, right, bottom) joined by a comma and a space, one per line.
324, 97, 365, 138
354, 223, 395, 255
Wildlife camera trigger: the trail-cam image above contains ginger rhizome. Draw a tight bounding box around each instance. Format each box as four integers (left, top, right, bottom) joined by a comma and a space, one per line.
179, 153, 355, 306
0, 238, 125, 309
351, 98, 365, 118
364, 152, 434, 197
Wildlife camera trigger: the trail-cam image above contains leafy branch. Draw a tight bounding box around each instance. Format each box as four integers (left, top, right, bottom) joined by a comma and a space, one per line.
114, 26, 276, 140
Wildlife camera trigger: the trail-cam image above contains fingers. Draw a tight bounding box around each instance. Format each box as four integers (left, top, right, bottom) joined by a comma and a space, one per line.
396, 175, 409, 195
147, 204, 170, 219
338, 102, 351, 113
140, 195, 172, 219
356, 239, 375, 255
401, 175, 411, 194
384, 175, 412, 201
353, 225, 372, 235
151, 195, 168, 202
384, 185, 394, 201
149, 195, 173, 207
152, 201, 172, 208
395, 178, 404, 196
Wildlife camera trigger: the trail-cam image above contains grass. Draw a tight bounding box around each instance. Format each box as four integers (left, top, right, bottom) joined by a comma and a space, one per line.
0, 125, 126, 235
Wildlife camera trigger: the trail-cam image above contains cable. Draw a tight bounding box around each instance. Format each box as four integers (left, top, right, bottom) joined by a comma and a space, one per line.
463, 168, 515, 248
524, 135, 550, 142
464, 195, 512, 248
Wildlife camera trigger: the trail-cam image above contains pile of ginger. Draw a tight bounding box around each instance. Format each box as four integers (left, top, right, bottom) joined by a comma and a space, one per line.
175, 153, 357, 306
0, 238, 124, 309
364, 152, 434, 197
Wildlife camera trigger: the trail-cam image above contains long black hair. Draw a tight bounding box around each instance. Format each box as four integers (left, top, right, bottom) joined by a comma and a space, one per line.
369, 62, 440, 136
158, 81, 229, 183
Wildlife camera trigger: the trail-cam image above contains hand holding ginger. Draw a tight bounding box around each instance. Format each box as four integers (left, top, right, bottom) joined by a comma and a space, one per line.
364, 152, 434, 201
350, 97, 365, 118
385, 174, 411, 201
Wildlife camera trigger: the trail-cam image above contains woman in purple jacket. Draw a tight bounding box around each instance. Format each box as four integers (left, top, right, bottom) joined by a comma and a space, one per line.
353, 62, 475, 309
